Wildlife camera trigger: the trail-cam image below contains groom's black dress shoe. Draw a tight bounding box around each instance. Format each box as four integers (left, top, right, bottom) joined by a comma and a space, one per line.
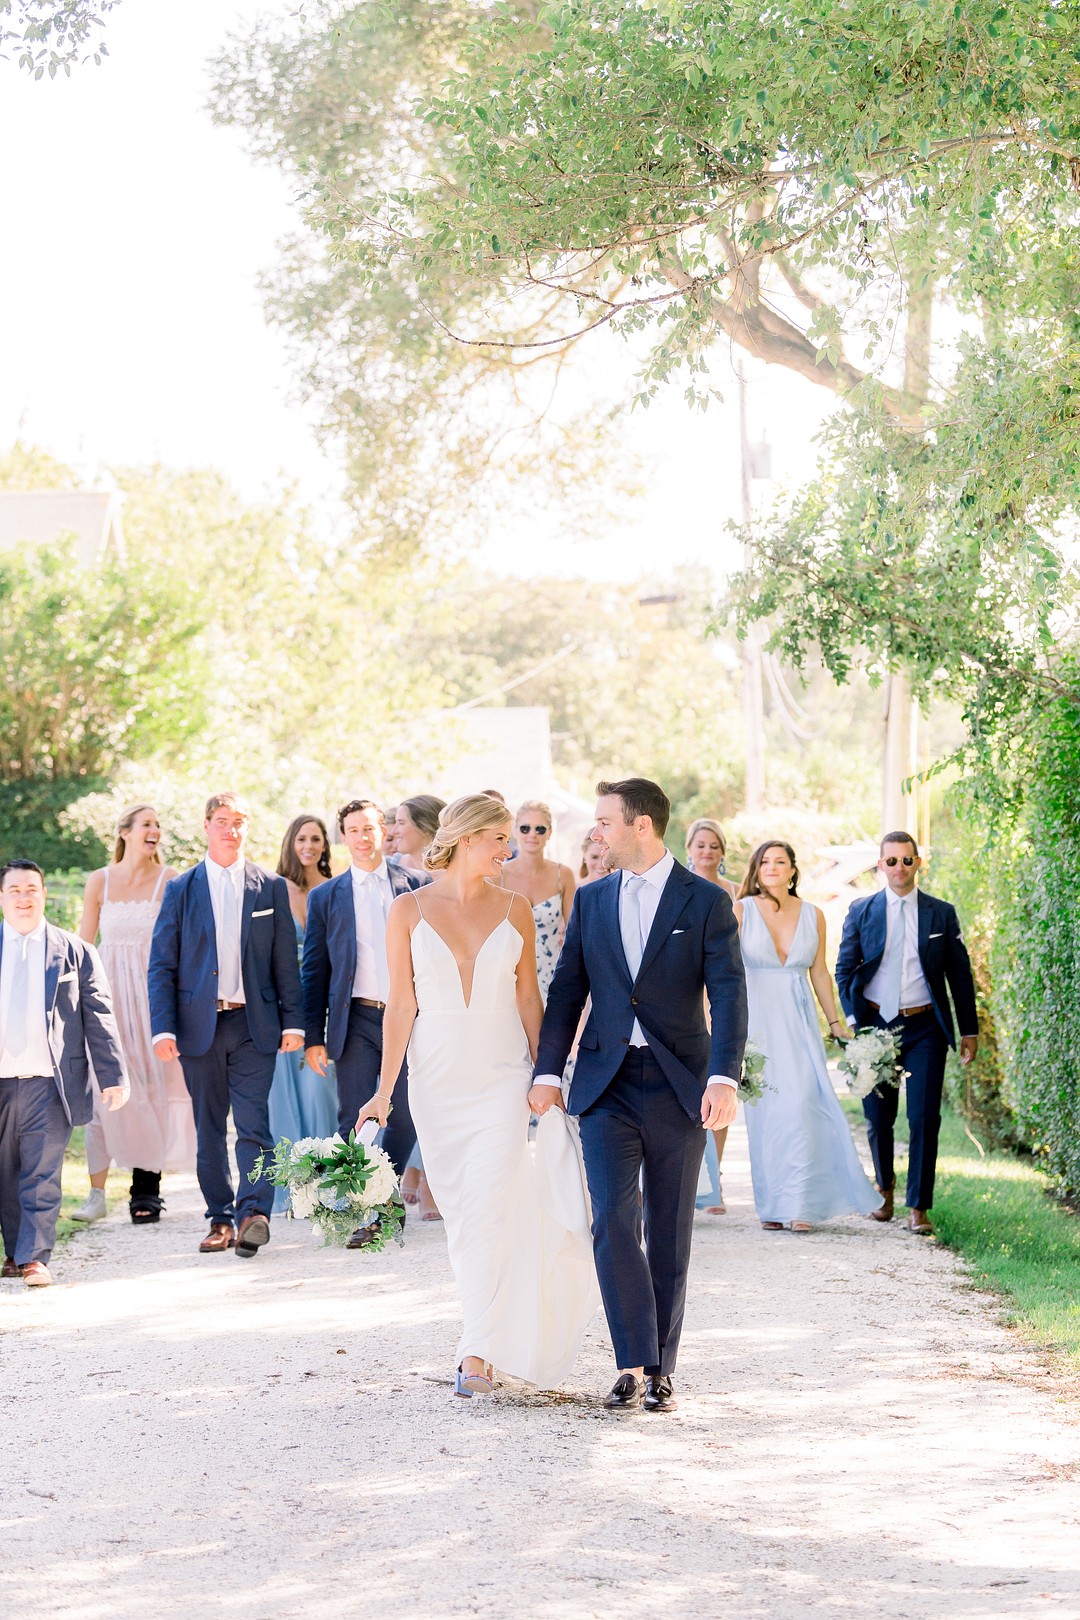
643, 1375, 678, 1413
603, 1374, 644, 1411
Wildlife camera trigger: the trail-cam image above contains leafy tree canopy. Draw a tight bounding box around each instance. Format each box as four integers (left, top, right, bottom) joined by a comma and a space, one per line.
211, 0, 629, 555
1, 0, 117, 76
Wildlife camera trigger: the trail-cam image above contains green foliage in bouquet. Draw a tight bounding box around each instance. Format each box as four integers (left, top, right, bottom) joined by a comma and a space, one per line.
251, 1132, 404, 1249
737, 1040, 770, 1106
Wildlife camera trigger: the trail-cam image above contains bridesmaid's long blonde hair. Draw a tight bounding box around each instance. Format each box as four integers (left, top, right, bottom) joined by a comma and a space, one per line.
113, 804, 161, 865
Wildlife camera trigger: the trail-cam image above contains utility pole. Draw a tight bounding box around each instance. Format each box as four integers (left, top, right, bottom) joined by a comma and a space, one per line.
881, 281, 931, 835
738, 361, 767, 814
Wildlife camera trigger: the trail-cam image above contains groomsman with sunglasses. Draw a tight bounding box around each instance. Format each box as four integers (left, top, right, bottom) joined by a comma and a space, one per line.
836, 831, 978, 1235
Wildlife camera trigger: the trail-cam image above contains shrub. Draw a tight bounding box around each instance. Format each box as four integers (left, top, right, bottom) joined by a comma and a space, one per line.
992, 694, 1080, 1195
0, 778, 108, 871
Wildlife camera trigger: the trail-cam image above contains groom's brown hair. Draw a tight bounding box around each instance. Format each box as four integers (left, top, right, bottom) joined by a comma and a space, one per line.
596, 778, 670, 839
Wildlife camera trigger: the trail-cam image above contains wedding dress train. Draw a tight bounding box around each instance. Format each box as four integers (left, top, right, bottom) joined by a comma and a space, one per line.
406, 904, 598, 1387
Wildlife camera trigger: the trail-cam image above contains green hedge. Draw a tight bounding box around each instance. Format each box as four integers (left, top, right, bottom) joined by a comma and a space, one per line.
0, 778, 109, 872
992, 696, 1080, 1196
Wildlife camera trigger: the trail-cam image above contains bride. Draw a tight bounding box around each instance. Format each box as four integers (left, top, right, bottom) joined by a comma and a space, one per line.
357, 793, 597, 1397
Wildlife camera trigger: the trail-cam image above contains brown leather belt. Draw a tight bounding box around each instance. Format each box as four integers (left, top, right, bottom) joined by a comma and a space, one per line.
216, 1000, 244, 1013
352, 996, 386, 1011
865, 1000, 932, 1018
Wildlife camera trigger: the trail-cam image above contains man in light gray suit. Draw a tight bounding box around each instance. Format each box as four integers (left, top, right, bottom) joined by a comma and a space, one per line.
0, 859, 128, 1286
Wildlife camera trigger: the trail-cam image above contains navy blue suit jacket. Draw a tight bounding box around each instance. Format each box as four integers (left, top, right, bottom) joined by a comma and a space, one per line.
536, 859, 748, 1120
835, 887, 978, 1048
302, 863, 429, 1058
0, 924, 127, 1126
147, 861, 303, 1058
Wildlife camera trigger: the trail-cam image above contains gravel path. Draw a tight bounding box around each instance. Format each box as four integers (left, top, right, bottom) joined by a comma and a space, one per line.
2, 1119, 1078, 1620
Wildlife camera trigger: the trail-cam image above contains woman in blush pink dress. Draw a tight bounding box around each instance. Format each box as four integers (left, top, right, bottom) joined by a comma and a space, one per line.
73, 804, 196, 1225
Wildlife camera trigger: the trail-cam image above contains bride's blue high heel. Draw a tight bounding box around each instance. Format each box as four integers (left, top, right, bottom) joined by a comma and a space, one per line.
454, 1364, 494, 1397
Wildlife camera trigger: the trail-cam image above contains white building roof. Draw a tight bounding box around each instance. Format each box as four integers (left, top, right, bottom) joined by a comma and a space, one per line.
0, 490, 124, 564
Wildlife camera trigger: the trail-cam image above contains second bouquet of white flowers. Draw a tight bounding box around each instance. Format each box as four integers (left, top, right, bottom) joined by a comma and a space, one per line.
837, 1027, 907, 1099
250, 1132, 403, 1249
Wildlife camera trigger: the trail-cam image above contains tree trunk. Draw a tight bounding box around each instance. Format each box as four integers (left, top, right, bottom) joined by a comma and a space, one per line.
881, 280, 932, 834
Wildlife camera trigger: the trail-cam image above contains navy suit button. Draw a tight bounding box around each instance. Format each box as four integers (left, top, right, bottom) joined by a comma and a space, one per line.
631, 997, 638, 1006
623, 1037, 630, 1045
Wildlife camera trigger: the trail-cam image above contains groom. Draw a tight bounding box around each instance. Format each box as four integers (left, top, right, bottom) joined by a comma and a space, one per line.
534, 778, 747, 1413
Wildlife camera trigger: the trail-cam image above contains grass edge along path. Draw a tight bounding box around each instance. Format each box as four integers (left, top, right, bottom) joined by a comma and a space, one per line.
838, 1093, 1080, 1375
932, 1110, 1080, 1375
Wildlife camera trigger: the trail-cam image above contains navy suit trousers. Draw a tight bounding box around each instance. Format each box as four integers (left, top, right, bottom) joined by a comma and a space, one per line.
861, 1009, 949, 1210
334, 1002, 415, 1180
0, 1075, 71, 1265
181, 1010, 276, 1225
577, 1047, 705, 1374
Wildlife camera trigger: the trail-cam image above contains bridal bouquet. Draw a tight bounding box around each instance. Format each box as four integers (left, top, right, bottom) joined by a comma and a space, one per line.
837, 1027, 907, 1099
737, 1039, 770, 1105
251, 1132, 404, 1249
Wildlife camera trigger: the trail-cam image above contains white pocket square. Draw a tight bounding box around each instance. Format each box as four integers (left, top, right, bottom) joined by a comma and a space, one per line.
251, 908, 274, 918
57, 971, 77, 984
672, 929, 685, 935
928, 932, 943, 939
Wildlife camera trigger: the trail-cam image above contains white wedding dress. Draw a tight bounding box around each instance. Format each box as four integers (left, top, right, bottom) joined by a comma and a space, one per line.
407, 898, 598, 1387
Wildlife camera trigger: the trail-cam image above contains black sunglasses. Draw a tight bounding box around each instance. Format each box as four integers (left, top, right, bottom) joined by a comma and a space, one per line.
883, 855, 916, 867
518, 823, 548, 835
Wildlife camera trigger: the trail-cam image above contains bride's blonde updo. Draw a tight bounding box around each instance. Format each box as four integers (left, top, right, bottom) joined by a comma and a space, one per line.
424, 793, 512, 872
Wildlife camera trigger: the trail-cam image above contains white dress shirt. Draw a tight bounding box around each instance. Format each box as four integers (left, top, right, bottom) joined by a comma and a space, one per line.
537, 851, 736, 1090
0, 920, 52, 1079
865, 888, 932, 1011
206, 854, 246, 1005
351, 861, 394, 1003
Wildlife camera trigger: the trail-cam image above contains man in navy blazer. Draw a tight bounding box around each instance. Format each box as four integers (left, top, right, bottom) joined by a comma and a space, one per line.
148, 793, 303, 1259
534, 778, 747, 1413
0, 859, 128, 1285
836, 830, 978, 1235
303, 799, 428, 1245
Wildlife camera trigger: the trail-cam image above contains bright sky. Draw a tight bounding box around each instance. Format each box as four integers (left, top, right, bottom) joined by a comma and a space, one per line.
0, 0, 838, 581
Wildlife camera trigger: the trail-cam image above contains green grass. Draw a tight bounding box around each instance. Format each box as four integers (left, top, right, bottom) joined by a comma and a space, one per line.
839, 1091, 1080, 1372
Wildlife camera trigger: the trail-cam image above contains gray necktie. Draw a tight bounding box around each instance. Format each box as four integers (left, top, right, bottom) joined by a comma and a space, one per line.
878, 898, 906, 1023
218, 869, 241, 1002
621, 875, 647, 979
6, 935, 28, 1066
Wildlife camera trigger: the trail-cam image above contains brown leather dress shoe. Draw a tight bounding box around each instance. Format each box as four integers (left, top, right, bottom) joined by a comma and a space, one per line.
235, 1214, 270, 1258
908, 1208, 933, 1235
199, 1222, 236, 1253
347, 1225, 378, 1250
870, 1185, 894, 1222
22, 1261, 53, 1286
2, 1255, 18, 1279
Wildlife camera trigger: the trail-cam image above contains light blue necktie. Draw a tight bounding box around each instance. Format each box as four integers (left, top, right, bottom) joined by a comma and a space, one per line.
621, 875, 647, 979
6, 934, 29, 1066
217, 869, 242, 1002
878, 898, 906, 1023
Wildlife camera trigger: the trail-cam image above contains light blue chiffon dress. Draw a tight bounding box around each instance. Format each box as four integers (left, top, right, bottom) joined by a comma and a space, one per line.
267, 915, 339, 1212
741, 899, 882, 1225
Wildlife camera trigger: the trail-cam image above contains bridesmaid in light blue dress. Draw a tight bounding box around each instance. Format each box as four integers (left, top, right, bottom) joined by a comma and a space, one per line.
735, 841, 882, 1231
268, 815, 339, 1210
